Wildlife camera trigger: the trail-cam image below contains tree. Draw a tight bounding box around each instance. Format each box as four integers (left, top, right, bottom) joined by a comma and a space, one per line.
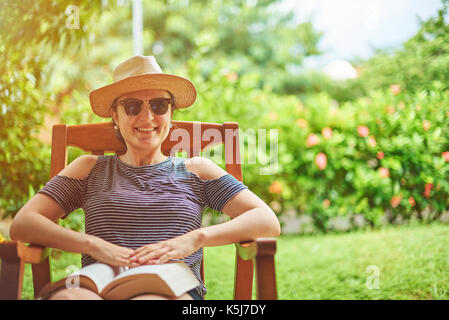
0, 0, 107, 217
354, 0, 449, 95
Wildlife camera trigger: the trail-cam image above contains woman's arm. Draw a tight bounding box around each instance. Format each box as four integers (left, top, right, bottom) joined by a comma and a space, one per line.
9, 155, 134, 266
196, 188, 281, 246
130, 157, 280, 265
189, 156, 280, 243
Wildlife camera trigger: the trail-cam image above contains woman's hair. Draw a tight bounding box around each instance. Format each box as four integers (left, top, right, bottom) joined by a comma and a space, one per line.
110, 93, 177, 152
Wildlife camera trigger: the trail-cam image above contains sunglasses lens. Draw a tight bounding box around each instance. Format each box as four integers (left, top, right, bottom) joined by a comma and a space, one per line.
123, 100, 142, 116
150, 99, 170, 115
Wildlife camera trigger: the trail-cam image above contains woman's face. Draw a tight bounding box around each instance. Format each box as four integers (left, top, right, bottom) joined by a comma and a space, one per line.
112, 89, 173, 153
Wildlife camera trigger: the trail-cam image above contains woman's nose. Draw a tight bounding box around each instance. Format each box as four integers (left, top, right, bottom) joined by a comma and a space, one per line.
138, 103, 155, 120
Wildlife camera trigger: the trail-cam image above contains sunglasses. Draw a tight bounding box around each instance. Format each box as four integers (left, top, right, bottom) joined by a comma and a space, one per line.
118, 98, 174, 116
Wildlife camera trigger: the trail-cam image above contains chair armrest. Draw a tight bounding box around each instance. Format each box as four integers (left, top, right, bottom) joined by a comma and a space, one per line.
0, 241, 50, 264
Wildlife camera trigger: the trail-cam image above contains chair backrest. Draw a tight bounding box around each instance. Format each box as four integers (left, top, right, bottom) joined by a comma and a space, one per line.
49, 120, 253, 298
50, 121, 243, 181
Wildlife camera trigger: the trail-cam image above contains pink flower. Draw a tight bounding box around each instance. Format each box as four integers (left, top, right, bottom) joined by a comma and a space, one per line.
306, 133, 319, 147
385, 106, 396, 114
368, 136, 377, 147
423, 183, 433, 199
357, 126, 369, 138
377, 151, 385, 160
226, 72, 238, 82
423, 120, 430, 131
268, 181, 282, 194
408, 197, 416, 207
390, 84, 401, 95
323, 199, 330, 208
322, 127, 333, 139
296, 118, 308, 128
379, 167, 389, 178
391, 195, 402, 208
442, 151, 449, 162
269, 112, 278, 121
315, 152, 327, 170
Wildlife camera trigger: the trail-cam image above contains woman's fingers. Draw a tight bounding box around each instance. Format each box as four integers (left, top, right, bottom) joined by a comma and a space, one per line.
136, 247, 170, 263
132, 242, 170, 259
130, 245, 179, 265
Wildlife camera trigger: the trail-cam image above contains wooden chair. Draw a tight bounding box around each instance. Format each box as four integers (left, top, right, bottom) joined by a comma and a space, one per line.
0, 121, 277, 300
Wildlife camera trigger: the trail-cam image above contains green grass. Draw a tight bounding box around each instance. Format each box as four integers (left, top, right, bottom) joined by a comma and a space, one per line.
21, 223, 449, 300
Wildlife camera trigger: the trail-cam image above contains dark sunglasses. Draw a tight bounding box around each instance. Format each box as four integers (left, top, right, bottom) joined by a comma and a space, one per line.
118, 98, 174, 116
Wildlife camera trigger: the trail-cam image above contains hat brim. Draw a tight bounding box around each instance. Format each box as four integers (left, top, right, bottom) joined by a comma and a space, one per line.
89, 73, 197, 118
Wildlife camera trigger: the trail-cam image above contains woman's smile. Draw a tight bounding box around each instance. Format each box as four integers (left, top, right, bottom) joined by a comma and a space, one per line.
134, 126, 159, 133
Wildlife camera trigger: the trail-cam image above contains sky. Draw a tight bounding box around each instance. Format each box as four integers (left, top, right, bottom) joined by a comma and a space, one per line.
280, 0, 443, 68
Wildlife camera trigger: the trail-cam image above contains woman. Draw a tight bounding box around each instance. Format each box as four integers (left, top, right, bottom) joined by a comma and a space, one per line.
9, 56, 281, 300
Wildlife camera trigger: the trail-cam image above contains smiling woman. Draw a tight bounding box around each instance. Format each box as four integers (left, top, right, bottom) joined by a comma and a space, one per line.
9, 55, 281, 301
111, 89, 175, 166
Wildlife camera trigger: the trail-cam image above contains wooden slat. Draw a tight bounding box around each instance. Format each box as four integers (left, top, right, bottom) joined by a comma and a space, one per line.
164, 121, 224, 157
223, 122, 243, 181
67, 122, 125, 154
50, 124, 68, 178
233, 255, 254, 300
65, 121, 225, 156
0, 241, 24, 299
32, 257, 52, 299
255, 239, 277, 300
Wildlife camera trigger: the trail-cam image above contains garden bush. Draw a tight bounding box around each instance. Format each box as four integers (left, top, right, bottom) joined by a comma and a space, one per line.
263, 83, 449, 232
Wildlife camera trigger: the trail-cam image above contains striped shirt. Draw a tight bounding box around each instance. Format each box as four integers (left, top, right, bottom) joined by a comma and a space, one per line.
38, 154, 248, 297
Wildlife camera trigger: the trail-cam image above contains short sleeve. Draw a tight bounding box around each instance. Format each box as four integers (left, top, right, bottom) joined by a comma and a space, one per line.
204, 174, 248, 212
37, 175, 85, 218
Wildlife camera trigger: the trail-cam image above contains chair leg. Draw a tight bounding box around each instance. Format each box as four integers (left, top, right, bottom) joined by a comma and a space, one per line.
255, 254, 277, 300
0, 255, 25, 300
32, 256, 51, 299
255, 239, 277, 300
234, 254, 253, 300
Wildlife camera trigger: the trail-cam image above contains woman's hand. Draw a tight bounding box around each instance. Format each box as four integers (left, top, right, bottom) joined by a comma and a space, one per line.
87, 235, 135, 267
129, 230, 204, 266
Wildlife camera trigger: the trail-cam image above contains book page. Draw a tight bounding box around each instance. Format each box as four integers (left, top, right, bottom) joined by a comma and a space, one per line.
112, 263, 179, 281
102, 262, 199, 298
71, 263, 123, 293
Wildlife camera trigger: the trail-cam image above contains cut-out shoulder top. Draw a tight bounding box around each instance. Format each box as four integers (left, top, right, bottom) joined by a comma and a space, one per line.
38, 155, 248, 297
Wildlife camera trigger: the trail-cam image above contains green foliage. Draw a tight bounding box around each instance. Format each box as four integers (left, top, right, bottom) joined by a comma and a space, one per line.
354, 0, 449, 96
0, 0, 114, 217
138, 0, 323, 88
262, 83, 449, 231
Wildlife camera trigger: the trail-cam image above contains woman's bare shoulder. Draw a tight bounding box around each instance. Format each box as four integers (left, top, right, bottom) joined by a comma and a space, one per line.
58, 155, 99, 179
184, 156, 228, 181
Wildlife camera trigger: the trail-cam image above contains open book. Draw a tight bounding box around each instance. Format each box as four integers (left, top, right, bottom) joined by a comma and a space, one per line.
38, 261, 200, 300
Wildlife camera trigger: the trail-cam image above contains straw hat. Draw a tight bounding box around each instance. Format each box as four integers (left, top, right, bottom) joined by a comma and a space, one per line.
89, 55, 197, 118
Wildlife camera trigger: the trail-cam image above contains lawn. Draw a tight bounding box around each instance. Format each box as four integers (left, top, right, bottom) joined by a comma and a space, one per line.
21, 223, 449, 300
